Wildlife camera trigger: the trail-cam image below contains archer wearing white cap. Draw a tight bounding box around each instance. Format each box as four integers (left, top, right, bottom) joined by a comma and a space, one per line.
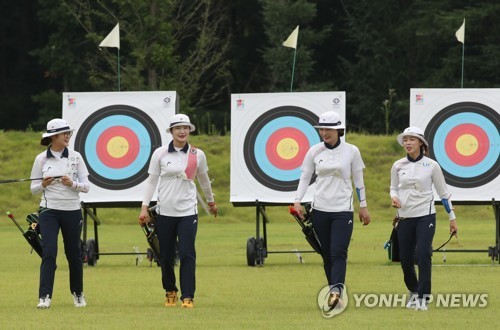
293, 111, 371, 310
139, 113, 217, 309
30, 118, 90, 309
390, 126, 458, 311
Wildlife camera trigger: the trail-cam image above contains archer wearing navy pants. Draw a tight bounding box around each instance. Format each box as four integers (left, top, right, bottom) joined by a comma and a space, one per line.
38, 209, 83, 298
293, 111, 371, 309
139, 114, 217, 308
31, 118, 90, 309
390, 127, 458, 311
396, 214, 435, 300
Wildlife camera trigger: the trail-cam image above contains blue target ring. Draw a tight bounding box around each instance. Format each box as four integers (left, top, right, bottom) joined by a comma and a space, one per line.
254, 116, 319, 181
425, 102, 500, 188
74, 105, 162, 190
433, 113, 498, 178
243, 106, 321, 191
84, 115, 151, 180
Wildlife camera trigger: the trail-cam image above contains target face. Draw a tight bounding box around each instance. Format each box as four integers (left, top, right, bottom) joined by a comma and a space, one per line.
410, 89, 500, 201
74, 105, 162, 190
425, 102, 499, 188
63, 91, 177, 204
230, 92, 346, 204
243, 106, 320, 191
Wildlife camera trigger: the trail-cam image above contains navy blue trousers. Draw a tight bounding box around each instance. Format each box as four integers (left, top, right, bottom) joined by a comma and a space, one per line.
155, 214, 198, 300
38, 209, 83, 298
312, 210, 353, 292
397, 214, 435, 299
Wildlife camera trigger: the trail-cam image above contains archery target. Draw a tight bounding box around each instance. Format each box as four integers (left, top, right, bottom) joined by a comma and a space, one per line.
244, 106, 320, 191
63, 92, 177, 204
74, 105, 161, 190
231, 92, 346, 204
410, 89, 500, 202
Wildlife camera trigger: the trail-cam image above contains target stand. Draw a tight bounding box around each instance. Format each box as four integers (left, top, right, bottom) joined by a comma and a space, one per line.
241, 200, 318, 267
431, 199, 500, 263
81, 202, 159, 267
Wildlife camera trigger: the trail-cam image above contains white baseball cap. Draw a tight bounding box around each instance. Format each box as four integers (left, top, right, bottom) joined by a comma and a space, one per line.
397, 126, 428, 147
167, 114, 196, 133
313, 111, 346, 130
42, 118, 74, 138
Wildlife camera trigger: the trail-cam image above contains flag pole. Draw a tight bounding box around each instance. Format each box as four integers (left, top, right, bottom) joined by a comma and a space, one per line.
117, 48, 121, 92
455, 18, 465, 88
290, 48, 297, 92
460, 42, 464, 88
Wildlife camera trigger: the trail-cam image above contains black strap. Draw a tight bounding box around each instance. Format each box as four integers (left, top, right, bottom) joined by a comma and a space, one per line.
434, 232, 457, 252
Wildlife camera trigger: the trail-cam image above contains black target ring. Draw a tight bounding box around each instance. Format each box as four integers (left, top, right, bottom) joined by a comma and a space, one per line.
74, 105, 162, 190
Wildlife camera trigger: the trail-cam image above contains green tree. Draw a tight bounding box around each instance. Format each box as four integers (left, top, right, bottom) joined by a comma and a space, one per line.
338, 0, 414, 133
31, 0, 231, 127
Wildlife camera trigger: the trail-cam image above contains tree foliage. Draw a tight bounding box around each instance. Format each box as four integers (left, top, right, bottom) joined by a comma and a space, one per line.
1, 0, 500, 133
28, 0, 231, 129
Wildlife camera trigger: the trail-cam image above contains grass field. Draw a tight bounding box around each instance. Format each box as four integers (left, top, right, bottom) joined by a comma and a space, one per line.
0, 219, 498, 329
0, 131, 498, 329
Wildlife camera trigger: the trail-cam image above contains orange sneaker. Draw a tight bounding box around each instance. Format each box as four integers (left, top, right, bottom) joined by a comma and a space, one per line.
165, 291, 178, 307
181, 298, 194, 308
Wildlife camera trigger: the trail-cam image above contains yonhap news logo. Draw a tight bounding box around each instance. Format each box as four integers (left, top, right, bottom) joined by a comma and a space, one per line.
352, 293, 488, 308
317, 287, 488, 317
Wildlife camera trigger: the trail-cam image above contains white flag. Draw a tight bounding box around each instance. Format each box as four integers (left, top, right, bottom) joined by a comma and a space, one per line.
99, 23, 120, 49
282, 25, 299, 49
455, 19, 465, 44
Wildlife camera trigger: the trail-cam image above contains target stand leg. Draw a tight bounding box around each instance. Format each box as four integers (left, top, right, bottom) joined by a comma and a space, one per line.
246, 201, 268, 267
488, 199, 500, 263
81, 203, 102, 266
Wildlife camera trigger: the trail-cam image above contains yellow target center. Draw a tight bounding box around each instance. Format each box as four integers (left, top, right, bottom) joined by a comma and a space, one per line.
276, 138, 299, 160
456, 134, 478, 156
107, 136, 129, 158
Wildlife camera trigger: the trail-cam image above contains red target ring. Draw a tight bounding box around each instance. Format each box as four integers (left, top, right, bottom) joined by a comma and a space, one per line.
266, 128, 309, 170
96, 126, 140, 168
444, 124, 489, 167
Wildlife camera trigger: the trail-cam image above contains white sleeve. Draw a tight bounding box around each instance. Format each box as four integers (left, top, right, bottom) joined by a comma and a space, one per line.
294, 171, 313, 202
294, 149, 315, 202
72, 176, 90, 193
389, 163, 399, 198
142, 174, 159, 206
197, 172, 215, 203
73, 158, 90, 193
30, 156, 44, 195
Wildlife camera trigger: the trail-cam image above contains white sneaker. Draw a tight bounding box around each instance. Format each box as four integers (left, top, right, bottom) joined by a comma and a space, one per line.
73, 292, 87, 307
415, 298, 428, 311
37, 295, 51, 309
406, 292, 418, 309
